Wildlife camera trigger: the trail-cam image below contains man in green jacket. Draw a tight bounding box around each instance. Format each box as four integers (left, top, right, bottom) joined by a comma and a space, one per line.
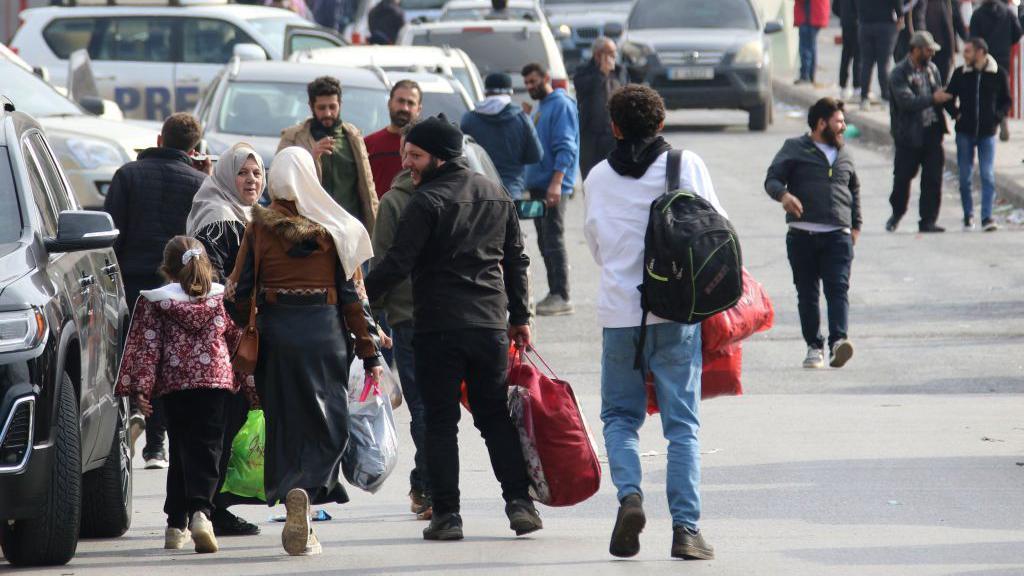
371, 159, 430, 519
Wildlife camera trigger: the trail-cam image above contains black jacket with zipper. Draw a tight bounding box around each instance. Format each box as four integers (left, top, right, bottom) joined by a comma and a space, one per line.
764, 134, 862, 231
364, 158, 531, 332
944, 54, 1013, 138
969, 0, 1023, 67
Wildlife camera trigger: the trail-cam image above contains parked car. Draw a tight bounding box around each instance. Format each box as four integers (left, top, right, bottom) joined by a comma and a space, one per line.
0, 58, 158, 209
291, 44, 485, 102
542, 0, 630, 73
440, 0, 546, 24
620, 0, 782, 131
0, 96, 132, 567
194, 59, 391, 169
398, 19, 570, 105
11, 1, 345, 120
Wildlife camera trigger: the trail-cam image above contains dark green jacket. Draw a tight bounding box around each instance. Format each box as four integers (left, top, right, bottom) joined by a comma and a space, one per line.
370, 170, 414, 326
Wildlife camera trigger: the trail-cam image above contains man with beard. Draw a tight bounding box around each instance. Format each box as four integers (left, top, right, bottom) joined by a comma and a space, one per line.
765, 97, 862, 370
886, 31, 952, 234
278, 75, 379, 233
365, 115, 540, 542
366, 80, 423, 198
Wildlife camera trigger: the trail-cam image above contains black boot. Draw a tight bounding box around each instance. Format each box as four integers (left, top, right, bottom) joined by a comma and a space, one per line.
505, 498, 543, 536
423, 512, 463, 541
609, 494, 645, 558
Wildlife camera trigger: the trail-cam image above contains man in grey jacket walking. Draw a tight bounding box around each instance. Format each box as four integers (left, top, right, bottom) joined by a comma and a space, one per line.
765, 97, 862, 370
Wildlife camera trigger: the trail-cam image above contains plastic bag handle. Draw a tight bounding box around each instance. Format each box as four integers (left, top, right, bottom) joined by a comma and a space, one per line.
359, 374, 381, 403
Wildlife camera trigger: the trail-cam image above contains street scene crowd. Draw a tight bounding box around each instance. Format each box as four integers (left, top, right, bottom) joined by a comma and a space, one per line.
1, 0, 1023, 572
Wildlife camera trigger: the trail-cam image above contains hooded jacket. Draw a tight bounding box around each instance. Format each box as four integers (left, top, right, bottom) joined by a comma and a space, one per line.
460, 99, 543, 198
114, 283, 246, 400
765, 135, 863, 231
945, 54, 1013, 138
365, 158, 531, 332
969, 0, 1023, 66
104, 147, 205, 277
370, 169, 415, 326
525, 88, 580, 194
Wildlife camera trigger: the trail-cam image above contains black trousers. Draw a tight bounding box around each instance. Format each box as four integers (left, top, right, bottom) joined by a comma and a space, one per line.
786, 230, 854, 350
890, 140, 944, 227
162, 388, 230, 529
859, 21, 897, 100
529, 188, 570, 300
124, 273, 168, 454
840, 24, 860, 89
414, 328, 530, 516
212, 392, 252, 517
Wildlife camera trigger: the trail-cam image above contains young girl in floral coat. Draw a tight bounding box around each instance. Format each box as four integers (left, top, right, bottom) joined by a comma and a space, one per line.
115, 236, 252, 554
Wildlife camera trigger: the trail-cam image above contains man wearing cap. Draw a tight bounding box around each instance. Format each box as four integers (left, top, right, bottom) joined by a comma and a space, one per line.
460, 73, 543, 198
574, 37, 625, 178
365, 115, 541, 542
886, 30, 953, 233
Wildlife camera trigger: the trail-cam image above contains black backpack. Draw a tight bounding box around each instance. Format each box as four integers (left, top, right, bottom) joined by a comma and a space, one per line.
635, 149, 743, 369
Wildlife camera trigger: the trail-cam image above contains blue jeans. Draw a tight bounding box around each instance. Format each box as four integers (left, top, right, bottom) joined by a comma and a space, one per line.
600, 323, 702, 530
956, 133, 997, 221
799, 25, 820, 81
392, 322, 429, 494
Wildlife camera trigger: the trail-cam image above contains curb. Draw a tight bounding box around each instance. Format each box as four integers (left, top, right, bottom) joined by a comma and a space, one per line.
772, 78, 1024, 210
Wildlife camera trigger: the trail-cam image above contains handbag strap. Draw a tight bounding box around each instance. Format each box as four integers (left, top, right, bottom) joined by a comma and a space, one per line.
519, 346, 559, 380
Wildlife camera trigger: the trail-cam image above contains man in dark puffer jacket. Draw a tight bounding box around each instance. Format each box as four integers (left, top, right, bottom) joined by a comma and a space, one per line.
104, 112, 207, 470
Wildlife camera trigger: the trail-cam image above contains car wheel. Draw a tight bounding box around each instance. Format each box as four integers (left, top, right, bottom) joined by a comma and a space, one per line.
0, 372, 82, 566
80, 397, 132, 538
748, 98, 770, 132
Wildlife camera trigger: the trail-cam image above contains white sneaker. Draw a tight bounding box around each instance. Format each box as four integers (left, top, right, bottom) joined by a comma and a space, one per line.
190, 511, 219, 554
164, 527, 191, 550
803, 346, 825, 369
282, 488, 317, 556
860, 97, 872, 112
830, 339, 854, 368
840, 87, 854, 100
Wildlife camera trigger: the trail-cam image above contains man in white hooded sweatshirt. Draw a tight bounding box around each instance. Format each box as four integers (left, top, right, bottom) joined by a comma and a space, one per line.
583, 85, 726, 562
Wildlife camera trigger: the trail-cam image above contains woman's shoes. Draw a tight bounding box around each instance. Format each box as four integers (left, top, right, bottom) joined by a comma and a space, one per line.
190, 511, 219, 554
282, 488, 321, 556
164, 526, 191, 550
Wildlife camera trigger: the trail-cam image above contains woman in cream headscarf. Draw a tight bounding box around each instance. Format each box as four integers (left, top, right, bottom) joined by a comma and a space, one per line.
226, 147, 382, 557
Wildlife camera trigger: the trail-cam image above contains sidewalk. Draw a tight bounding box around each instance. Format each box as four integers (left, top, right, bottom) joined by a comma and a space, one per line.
773, 22, 1024, 218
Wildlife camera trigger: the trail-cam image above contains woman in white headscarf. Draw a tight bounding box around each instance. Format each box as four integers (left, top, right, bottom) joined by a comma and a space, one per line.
187, 142, 264, 280
186, 143, 265, 537
226, 147, 382, 557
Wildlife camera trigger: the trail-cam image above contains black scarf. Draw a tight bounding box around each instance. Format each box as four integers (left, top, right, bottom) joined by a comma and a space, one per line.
309, 118, 341, 141
607, 136, 673, 179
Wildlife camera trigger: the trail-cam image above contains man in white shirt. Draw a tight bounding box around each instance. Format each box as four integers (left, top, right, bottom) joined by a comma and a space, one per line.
764, 97, 862, 369
583, 85, 722, 562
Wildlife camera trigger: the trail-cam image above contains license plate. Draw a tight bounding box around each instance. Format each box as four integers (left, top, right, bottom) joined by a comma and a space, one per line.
668, 66, 715, 80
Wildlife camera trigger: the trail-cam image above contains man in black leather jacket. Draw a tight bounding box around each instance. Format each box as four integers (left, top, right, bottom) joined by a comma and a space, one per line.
574, 37, 625, 178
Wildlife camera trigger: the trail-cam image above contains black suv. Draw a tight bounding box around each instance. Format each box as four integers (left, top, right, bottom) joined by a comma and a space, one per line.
0, 97, 132, 566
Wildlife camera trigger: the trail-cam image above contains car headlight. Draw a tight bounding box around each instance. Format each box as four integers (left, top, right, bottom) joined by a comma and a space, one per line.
65, 137, 126, 170
621, 42, 652, 67
556, 24, 572, 38
734, 40, 764, 65
0, 308, 47, 354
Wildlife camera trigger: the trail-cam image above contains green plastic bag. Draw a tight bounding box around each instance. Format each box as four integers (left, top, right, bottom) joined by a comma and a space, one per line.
221, 409, 265, 501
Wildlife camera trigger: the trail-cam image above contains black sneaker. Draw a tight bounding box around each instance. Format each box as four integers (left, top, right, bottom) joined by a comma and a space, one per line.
671, 525, 715, 560
423, 512, 464, 541
918, 223, 946, 233
982, 218, 999, 232
609, 494, 646, 558
212, 509, 260, 536
142, 448, 169, 469
505, 498, 543, 536
885, 215, 900, 232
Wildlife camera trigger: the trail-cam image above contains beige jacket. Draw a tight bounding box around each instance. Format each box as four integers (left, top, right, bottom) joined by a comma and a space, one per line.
277, 118, 379, 235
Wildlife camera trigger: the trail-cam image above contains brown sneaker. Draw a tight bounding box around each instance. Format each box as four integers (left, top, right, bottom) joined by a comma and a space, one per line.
409, 489, 432, 516
671, 525, 714, 560
609, 494, 645, 558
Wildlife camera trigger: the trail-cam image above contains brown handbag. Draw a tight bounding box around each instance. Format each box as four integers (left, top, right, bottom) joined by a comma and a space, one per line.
231, 228, 261, 374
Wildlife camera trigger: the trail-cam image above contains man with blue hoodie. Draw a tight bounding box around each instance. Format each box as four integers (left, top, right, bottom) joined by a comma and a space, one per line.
522, 62, 580, 316
460, 73, 543, 198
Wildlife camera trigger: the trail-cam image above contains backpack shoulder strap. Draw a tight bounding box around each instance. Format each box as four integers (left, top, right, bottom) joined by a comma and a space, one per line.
666, 148, 683, 193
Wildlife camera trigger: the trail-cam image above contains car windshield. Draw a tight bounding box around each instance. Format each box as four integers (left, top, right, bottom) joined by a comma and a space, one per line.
0, 148, 22, 245
411, 29, 549, 76
441, 8, 539, 20
402, 0, 447, 8
245, 15, 314, 51
629, 0, 758, 30
216, 81, 389, 138
420, 91, 470, 119
0, 62, 82, 118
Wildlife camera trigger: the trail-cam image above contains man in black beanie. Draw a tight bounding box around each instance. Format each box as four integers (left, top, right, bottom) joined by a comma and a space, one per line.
365, 115, 539, 542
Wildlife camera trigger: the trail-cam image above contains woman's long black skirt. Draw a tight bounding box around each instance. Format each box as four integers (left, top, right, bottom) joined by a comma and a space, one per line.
256, 303, 350, 506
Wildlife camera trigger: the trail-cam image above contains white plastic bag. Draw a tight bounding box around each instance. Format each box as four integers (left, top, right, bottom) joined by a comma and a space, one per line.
342, 359, 399, 493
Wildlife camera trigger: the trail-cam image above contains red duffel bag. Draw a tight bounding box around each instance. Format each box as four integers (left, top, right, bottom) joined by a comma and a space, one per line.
507, 347, 601, 507
645, 343, 744, 414
701, 268, 775, 351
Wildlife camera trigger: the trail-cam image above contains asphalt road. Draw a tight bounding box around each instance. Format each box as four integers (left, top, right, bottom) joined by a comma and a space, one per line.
13, 107, 1024, 576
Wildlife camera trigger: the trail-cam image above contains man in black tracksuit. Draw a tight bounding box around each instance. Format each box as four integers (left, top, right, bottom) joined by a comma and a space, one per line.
887, 31, 953, 233
365, 115, 540, 541
858, 0, 903, 105
765, 97, 862, 371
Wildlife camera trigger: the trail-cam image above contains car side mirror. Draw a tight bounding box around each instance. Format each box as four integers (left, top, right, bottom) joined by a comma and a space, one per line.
78, 95, 105, 116
604, 22, 624, 39
764, 20, 783, 34
233, 43, 267, 62
44, 211, 119, 253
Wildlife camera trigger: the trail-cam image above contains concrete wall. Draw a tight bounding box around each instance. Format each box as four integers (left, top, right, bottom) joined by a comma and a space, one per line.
753, 0, 797, 77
